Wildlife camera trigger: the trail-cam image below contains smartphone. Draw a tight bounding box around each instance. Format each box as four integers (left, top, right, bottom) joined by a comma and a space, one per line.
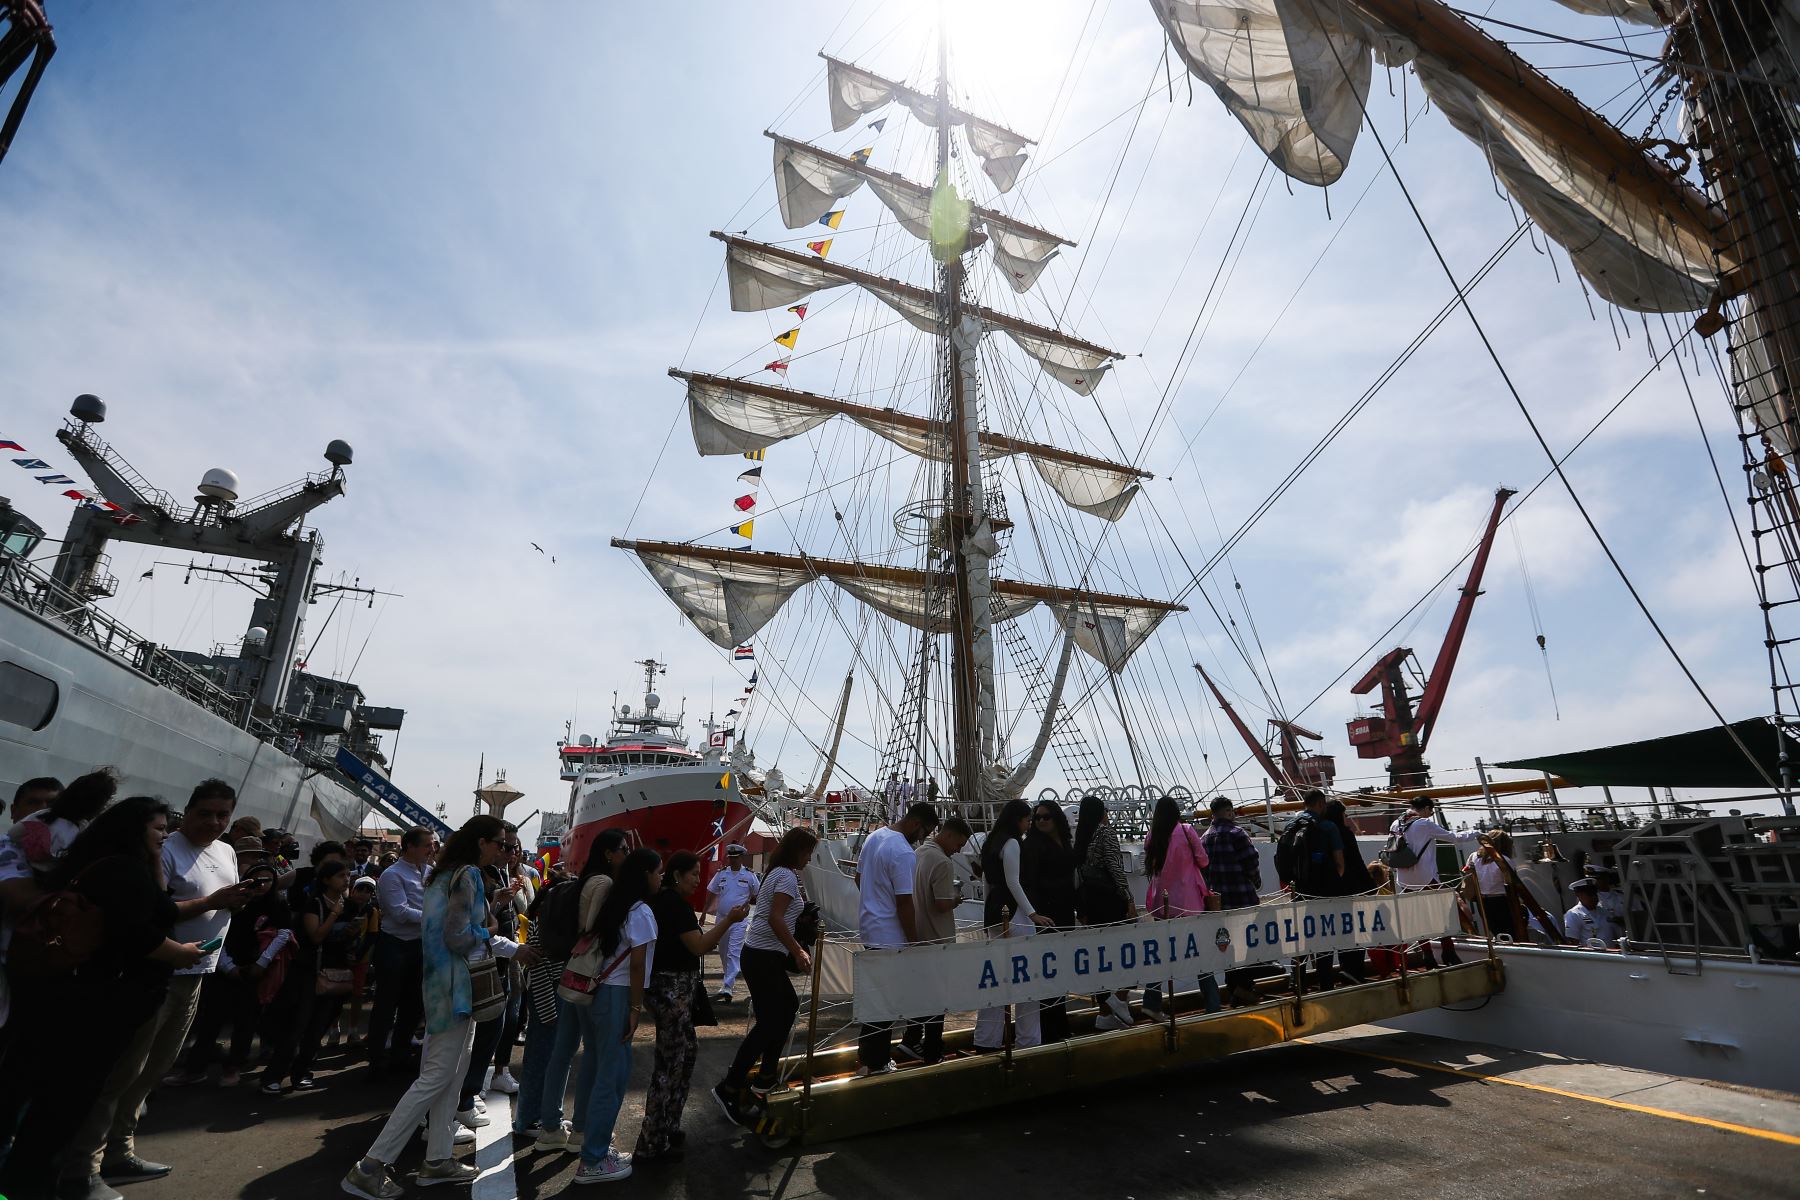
197, 934, 225, 953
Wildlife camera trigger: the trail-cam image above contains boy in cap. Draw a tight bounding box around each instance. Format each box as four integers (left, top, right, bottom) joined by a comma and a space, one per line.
705, 845, 760, 1002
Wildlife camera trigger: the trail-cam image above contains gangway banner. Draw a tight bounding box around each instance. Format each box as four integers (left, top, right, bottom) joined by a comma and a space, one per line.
850, 889, 1459, 1023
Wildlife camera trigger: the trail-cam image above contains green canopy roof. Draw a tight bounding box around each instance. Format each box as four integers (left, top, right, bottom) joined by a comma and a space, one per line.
1495, 718, 1796, 789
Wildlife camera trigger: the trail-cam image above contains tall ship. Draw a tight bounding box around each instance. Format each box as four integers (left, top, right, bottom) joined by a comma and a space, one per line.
555, 657, 757, 887
1, 395, 403, 841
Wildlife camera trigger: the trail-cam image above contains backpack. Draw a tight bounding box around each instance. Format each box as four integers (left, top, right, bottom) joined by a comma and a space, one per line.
1276, 815, 1337, 897
536, 878, 584, 960
1380, 816, 1427, 869
7, 855, 121, 979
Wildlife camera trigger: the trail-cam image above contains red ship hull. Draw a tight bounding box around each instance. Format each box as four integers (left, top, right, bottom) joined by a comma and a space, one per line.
562, 793, 756, 904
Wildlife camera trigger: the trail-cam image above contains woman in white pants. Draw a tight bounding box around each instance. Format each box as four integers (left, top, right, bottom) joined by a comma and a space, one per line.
973, 800, 1055, 1051
342, 816, 539, 1199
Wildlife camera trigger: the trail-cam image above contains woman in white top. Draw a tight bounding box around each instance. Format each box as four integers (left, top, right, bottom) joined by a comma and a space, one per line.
974, 799, 1055, 1051
1466, 831, 1518, 938
568, 847, 662, 1185
712, 827, 818, 1127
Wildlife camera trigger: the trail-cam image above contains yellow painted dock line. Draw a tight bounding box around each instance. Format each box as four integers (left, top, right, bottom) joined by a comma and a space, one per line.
1296, 1038, 1800, 1147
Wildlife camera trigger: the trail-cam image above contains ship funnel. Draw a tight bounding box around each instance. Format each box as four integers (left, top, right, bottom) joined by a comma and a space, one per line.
70, 394, 106, 424
196, 467, 240, 504
325, 439, 353, 467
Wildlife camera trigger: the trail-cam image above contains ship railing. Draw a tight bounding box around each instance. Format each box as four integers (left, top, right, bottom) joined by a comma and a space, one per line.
0, 546, 281, 741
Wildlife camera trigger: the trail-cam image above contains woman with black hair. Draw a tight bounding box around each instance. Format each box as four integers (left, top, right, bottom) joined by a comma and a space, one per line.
523, 828, 629, 1150
342, 816, 540, 1200
634, 850, 752, 1163
566, 846, 662, 1184
1142, 795, 1221, 1014
262, 858, 364, 1091
0, 796, 204, 1200
973, 799, 1055, 1051
1073, 794, 1138, 1029
1321, 800, 1375, 986
713, 826, 819, 1126
1022, 800, 1078, 1042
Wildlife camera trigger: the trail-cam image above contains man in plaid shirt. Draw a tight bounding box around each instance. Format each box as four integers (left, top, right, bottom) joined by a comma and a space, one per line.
1200, 796, 1263, 1006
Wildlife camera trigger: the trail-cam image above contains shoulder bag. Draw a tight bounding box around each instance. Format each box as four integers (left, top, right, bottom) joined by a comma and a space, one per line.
8, 855, 124, 979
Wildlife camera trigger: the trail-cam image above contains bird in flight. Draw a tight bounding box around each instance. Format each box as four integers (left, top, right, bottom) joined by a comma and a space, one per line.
530, 542, 545, 554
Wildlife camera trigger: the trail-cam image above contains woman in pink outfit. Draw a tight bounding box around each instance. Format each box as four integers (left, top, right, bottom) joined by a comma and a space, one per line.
1142, 796, 1222, 1012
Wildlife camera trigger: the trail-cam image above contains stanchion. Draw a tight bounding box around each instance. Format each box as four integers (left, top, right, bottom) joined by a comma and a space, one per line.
798, 926, 826, 1136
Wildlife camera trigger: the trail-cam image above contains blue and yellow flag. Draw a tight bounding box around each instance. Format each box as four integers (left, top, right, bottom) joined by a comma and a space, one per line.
818, 209, 845, 230
731, 519, 754, 538
850, 146, 872, 165
743, 449, 766, 461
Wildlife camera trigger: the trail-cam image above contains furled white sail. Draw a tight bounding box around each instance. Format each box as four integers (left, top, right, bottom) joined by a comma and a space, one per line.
822, 56, 1033, 193
636, 550, 812, 650
722, 238, 1117, 395
1050, 600, 1175, 673
677, 372, 1148, 521
1544, 0, 1659, 23
833, 577, 1038, 633
1150, 0, 1384, 186
1416, 59, 1718, 312
773, 137, 1064, 293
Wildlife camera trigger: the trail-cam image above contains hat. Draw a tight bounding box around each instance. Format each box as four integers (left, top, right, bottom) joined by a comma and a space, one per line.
351, 877, 377, 890
235, 837, 271, 856
1570, 878, 1598, 891
726, 844, 746, 856
262, 827, 288, 840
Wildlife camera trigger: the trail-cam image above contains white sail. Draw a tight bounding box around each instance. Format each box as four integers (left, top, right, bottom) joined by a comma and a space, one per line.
833, 577, 1037, 632
1543, 0, 1659, 23
1050, 600, 1174, 673
772, 137, 1064, 293
822, 55, 1033, 193
1416, 59, 1718, 312
636, 549, 811, 650
721, 238, 1118, 395
1150, 0, 1388, 186
677, 372, 1148, 521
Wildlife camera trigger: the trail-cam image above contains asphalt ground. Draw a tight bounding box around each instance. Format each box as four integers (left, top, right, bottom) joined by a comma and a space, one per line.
119, 966, 1800, 1200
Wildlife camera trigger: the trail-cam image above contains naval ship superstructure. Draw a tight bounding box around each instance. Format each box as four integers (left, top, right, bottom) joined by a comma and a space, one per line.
0, 395, 400, 842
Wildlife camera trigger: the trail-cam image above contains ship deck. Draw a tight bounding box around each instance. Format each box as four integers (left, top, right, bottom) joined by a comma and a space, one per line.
117, 961, 1798, 1199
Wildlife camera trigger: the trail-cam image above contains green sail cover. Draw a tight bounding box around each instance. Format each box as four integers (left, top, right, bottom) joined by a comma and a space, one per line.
1495, 718, 1796, 789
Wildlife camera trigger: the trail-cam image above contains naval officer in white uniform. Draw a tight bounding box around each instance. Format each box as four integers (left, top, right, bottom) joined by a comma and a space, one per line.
707, 844, 761, 1001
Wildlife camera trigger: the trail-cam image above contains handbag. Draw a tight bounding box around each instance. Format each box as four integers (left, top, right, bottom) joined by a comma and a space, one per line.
316, 966, 354, 997
469, 957, 506, 1021
7, 855, 123, 979
689, 978, 719, 1027
557, 941, 631, 1008
786, 900, 822, 974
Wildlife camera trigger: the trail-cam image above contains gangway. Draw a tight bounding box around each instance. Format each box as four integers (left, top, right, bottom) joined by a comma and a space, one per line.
335, 746, 452, 840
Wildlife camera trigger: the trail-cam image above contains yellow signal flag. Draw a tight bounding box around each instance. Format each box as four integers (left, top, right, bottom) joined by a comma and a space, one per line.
806, 238, 833, 258
715, 771, 732, 791
819, 208, 845, 230
774, 327, 799, 350
731, 519, 754, 539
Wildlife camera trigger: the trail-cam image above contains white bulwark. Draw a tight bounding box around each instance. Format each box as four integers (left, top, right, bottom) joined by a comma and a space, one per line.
851, 890, 1460, 1023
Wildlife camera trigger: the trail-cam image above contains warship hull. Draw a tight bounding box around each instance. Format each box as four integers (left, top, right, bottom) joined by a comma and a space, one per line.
0, 597, 369, 840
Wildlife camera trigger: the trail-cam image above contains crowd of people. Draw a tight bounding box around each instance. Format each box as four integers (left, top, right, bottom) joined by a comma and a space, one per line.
0, 769, 1621, 1199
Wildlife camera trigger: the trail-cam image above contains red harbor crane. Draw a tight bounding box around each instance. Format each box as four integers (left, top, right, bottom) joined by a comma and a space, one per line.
1346, 487, 1516, 791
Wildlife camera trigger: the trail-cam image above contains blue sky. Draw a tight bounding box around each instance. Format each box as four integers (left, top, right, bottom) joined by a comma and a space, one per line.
1, 2, 1776, 834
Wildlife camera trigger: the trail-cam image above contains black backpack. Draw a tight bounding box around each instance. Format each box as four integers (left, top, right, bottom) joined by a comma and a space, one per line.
536, 879, 583, 960
1380, 816, 1427, 869
1277, 815, 1338, 897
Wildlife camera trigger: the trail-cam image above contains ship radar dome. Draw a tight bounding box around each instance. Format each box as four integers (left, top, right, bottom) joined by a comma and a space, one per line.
578, 734, 594, 747
645, 692, 661, 711
620, 704, 632, 716
325, 439, 353, 467
197, 467, 240, 503
70, 394, 106, 423
244, 626, 268, 647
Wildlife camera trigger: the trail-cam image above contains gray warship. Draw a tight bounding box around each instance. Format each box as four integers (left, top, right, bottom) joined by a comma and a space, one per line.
0, 394, 399, 841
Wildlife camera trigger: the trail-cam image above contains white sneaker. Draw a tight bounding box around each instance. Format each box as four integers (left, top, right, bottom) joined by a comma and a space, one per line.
534, 1121, 577, 1154
421, 1122, 479, 1145
455, 1106, 490, 1129
471, 1094, 488, 1115
852, 1062, 896, 1078
573, 1153, 632, 1184
489, 1069, 520, 1095
482, 1066, 494, 1093
1104, 993, 1134, 1025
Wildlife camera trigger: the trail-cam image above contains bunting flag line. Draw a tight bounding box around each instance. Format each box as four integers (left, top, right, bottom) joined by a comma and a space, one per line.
806, 238, 832, 257
785, 303, 807, 320
0, 440, 23, 452
849, 146, 872, 165
737, 465, 762, 484
773, 327, 799, 350
818, 209, 844, 230
747, 670, 758, 686
731, 519, 754, 538
734, 645, 754, 661
732, 494, 756, 512
36, 474, 75, 486
867, 117, 887, 132
11, 458, 51, 471
764, 358, 790, 375
743, 449, 766, 461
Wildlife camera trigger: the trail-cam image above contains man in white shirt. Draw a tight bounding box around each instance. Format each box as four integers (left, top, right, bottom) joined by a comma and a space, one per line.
705, 845, 760, 1002
368, 825, 438, 1073
855, 802, 938, 1077
1388, 796, 1484, 967
1563, 878, 1621, 946
65, 779, 253, 1196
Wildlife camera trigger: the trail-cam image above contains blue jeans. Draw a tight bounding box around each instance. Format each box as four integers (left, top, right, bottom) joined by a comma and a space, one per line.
511, 1009, 560, 1132
572, 987, 633, 1165
536, 996, 585, 1129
